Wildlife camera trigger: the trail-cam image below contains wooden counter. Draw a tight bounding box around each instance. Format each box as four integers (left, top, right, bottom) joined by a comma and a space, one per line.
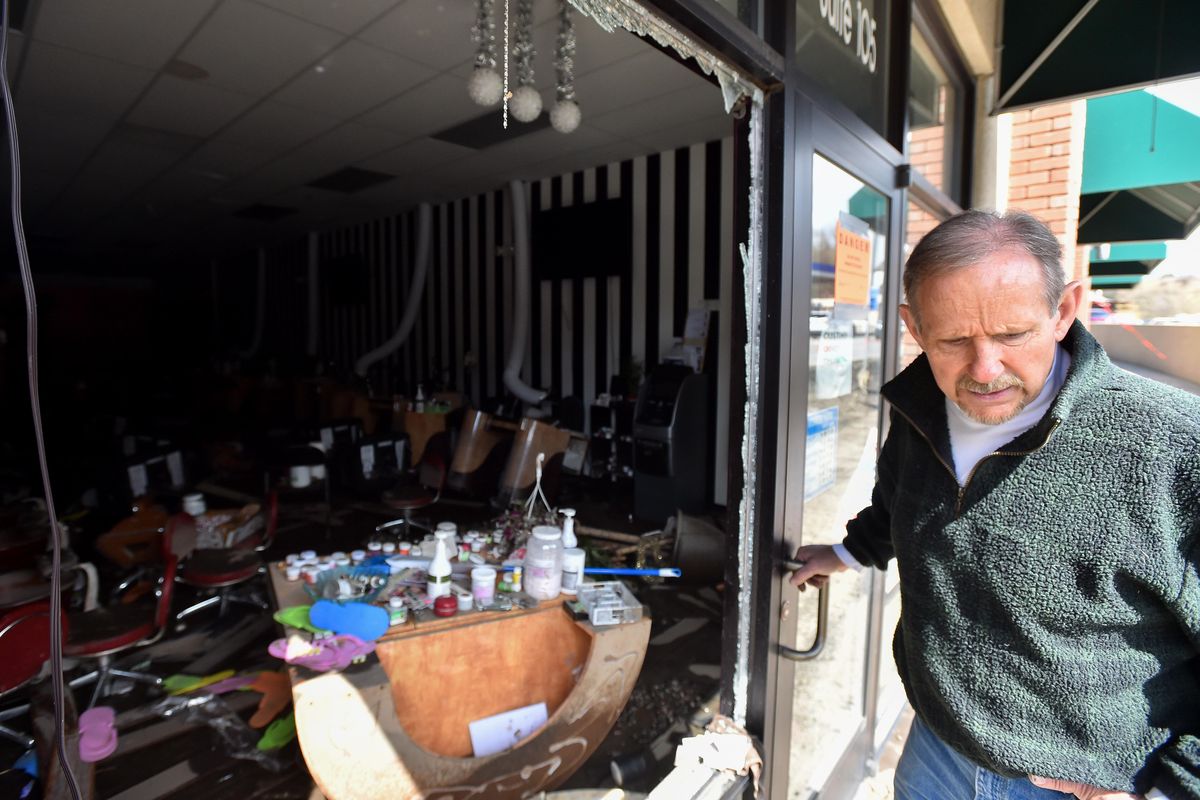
267, 563, 650, 800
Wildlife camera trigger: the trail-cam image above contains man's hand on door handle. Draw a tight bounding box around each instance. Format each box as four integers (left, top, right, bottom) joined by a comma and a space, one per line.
788, 544, 847, 592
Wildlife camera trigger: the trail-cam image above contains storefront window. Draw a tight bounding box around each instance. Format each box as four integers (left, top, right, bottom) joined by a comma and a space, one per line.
793, 0, 892, 137
908, 22, 961, 199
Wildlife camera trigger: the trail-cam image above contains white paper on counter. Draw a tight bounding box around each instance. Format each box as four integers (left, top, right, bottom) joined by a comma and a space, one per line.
468, 702, 548, 757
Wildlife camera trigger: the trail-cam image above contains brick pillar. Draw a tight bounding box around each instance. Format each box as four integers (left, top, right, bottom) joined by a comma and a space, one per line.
1004, 101, 1091, 322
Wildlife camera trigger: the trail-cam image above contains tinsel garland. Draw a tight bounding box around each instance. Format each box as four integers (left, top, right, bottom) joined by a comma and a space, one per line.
554, 0, 576, 104
511, 0, 535, 88
470, 0, 497, 70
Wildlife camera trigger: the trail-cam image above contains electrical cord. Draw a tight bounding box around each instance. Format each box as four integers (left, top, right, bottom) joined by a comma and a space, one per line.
0, 1, 83, 797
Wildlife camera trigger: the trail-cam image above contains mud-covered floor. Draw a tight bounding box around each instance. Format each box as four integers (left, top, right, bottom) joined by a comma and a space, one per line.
1, 477, 727, 799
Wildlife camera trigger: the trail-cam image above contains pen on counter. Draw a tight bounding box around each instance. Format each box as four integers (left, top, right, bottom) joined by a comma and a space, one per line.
583, 567, 682, 578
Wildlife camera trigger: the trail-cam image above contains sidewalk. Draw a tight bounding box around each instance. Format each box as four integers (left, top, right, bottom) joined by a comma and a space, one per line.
851, 708, 914, 800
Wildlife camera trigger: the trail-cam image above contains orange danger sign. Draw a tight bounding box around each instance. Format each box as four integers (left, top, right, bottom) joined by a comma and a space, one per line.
833, 221, 871, 306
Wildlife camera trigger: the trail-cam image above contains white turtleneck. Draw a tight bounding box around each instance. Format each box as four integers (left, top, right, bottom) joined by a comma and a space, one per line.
832, 344, 1070, 570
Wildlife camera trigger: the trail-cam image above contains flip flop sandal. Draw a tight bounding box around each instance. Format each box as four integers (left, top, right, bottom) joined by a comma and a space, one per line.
256, 712, 296, 751
247, 669, 292, 729
268, 634, 376, 672
163, 669, 236, 696
308, 600, 389, 642
273, 605, 330, 635
202, 674, 259, 695
78, 706, 117, 763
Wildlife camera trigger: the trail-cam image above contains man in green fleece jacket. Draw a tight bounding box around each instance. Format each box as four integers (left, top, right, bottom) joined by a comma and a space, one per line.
790, 210, 1200, 799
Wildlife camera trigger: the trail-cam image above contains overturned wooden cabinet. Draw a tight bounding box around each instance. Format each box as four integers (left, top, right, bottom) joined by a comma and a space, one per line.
271, 568, 650, 800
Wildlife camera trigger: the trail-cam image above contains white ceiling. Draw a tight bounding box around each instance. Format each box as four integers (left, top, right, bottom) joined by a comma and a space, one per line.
8, 0, 730, 263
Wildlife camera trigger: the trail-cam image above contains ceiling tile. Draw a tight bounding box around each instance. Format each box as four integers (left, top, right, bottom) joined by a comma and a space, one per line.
273, 39, 436, 119
588, 82, 723, 139
128, 76, 257, 138
83, 137, 183, 188
14, 105, 113, 178
357, 136, 476, 177
572, 18, 648, 75
252, 0, 402, 36
218, 100, 340, 151
30, 0, 219, 70
143, 169, 230, 211
179, 0, 345, 95
359, 74, 488, 138
287, 122, 403, 168
357, 0, 476, 71
573, 49, 707, 117
182, 139, 280, 182
500, 124, 621, 169
18, 40, 154, 119
22, 170, 72, 217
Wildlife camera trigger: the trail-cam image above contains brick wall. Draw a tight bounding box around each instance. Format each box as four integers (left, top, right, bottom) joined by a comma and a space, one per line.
1005, 101, 1090, 289
898, 99, 1090, 367
902, 125, 949, 367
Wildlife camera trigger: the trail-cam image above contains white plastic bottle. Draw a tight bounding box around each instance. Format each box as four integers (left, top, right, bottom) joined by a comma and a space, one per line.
435, 521, 459, 552
559, 508, 577, 549
523, 526, 564, 600
426, 537, 453, 600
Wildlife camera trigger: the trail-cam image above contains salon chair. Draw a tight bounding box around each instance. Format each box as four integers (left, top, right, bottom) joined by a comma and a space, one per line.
65, 514, 182, 708
377, 434, 451, 541
0, 601, 68, 748
95, 498, 169, 603
174, 492, 278, 623
445, 409, 514, 499
495, 418, 571, 507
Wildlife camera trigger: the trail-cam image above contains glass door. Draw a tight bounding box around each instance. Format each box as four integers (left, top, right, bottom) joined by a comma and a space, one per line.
769, 103, 904, 800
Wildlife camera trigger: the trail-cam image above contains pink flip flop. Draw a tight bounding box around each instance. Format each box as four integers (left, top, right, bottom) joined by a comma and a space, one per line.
268, 634, 375, 672
79, 706, 118, 763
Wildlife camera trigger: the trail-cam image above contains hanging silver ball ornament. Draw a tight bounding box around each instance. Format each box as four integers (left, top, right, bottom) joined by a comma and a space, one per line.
468, 68, 503, 106
550, 100, 581, 133
510, 85, 542, 122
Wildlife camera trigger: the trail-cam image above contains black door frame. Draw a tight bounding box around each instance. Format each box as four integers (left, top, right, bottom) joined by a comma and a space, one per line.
753, 90, 909, 800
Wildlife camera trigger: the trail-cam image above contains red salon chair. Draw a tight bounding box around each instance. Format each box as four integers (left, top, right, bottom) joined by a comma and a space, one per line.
95, 498, 169, 603
175, 492, 278, 624
65, 514, 182, 708
0, 600, 68, 748
377, 434, 451, 540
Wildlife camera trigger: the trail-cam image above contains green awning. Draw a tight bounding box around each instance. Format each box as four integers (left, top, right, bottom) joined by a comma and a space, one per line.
996, 0, 1200, 112
1078, 90, 1200, 245
1089, 275, 1145, 288
1088, 241, 1166, 277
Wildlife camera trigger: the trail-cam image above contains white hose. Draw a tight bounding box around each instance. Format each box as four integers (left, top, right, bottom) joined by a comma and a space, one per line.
355, 203, 433, 377
504, 179, 548, 404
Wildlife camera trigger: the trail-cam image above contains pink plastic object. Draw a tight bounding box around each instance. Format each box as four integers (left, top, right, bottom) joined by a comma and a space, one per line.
78, 706, 118, 762
202, 674, 259, 695
267, 634, 375, 672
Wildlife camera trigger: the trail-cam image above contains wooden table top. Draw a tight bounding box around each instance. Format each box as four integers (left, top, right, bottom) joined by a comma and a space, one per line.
266, 561, 571, 644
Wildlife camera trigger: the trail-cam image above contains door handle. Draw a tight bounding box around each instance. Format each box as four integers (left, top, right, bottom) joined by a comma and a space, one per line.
778, 559, 829, 661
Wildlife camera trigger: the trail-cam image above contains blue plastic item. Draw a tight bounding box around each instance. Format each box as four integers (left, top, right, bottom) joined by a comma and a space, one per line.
309, 599, 390, 642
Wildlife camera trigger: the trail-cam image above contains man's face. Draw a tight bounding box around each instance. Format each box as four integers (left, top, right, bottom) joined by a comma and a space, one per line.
900, 249, 1080, 425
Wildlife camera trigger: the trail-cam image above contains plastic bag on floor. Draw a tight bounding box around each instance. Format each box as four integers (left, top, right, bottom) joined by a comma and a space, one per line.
149, 693, 286, 772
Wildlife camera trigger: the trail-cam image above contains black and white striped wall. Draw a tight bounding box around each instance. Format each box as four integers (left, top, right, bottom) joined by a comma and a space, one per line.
255, 136, 736, 505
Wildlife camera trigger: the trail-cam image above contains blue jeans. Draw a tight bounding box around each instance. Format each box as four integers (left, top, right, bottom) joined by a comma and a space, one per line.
894, 716, 1066, 800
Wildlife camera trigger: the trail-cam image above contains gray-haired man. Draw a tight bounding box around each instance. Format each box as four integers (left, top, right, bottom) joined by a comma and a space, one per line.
790, 210, 1200, 799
